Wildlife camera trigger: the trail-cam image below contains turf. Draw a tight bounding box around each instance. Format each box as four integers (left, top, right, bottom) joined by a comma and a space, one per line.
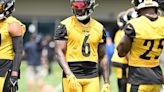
18, 61, 119, 92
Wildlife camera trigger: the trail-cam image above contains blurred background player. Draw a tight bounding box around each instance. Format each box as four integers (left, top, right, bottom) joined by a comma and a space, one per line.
111, 8, 137, 92
111, 11, 128, 92
24, 34, 44, 92
55, 0, 114, 92
157, 0, 164, 15
41, 34, 55, 76
0, 0, 26, 92
117, 0, 164, 92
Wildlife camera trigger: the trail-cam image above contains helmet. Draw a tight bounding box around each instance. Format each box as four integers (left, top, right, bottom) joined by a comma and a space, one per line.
0, 0, 15, 20
70, 0, 97, 20
117, 11, 127, 29
117, 8, 137, 29
157, 0, 164, 10
125, 8, 138, 20
131, 0, 159, 10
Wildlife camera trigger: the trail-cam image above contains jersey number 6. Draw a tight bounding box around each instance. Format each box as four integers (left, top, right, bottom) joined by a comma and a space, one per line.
82, 33, 91, 57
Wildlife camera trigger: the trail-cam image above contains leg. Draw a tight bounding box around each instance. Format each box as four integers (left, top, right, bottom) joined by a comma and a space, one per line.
127, 83, 139, 92
150, 84, 162, 92
113, 66, 127, 92
27, 66, 35, 92
0, 77, 6, 92
27, 79, 35, 92
118, 78, 127, 92
62, 78, 82, 92
36, 66, 44, 92
82, 77, 100, 92
127, 83, 161, 92
38, 79, 44, 92
138, 84, 162, 92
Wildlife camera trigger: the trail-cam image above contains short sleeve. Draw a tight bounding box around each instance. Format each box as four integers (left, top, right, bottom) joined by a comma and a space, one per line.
99, 28, 107, 43
54, 23, 67, 40
124, 23, 136, 39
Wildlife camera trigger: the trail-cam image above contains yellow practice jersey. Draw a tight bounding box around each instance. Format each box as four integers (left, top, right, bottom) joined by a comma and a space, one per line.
111, 30, 128, 64
127, 16, 164, 67
57, 16, 105, 63
0, 16, 26, 60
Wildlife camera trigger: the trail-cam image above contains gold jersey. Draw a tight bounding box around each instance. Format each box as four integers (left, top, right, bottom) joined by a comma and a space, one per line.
111, 30, 128, 64
0, 16, 26, 60
127, 16, 164, 67
58, 16, 105, 63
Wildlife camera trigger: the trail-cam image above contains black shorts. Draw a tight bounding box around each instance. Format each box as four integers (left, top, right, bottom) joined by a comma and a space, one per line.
128, 66, 163, 84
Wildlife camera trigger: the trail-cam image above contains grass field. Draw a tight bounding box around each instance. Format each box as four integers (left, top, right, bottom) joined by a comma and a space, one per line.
18, 61, 118, 92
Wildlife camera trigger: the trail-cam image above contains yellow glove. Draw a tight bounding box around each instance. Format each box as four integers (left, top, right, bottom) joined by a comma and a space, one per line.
66, 73, 80, 92
101, 83, 111, 92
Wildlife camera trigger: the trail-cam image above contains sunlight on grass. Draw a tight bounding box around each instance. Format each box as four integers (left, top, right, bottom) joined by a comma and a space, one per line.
18, 61, 119, 92
18, 61, 62, 92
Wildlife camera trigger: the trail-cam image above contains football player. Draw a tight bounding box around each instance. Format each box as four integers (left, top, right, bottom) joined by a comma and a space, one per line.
117, 0, 164, 92
0, 0, 26, 92
111, 8, 137, 92
55, 0, 114, 92
111, 11, 128, 92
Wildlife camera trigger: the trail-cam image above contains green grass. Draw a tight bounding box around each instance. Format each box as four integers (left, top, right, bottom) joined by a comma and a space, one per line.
18, 61, 118, 92
18, 61, 62, 92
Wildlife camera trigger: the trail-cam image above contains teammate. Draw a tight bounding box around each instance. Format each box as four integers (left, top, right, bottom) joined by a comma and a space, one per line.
111, 11, 128, 92
55, 0, 114, 92
117, 0, 164, 92
157, 0, 164, 16
0, 0, 26, 92
111, 8, 137, 92
158, 1, 164, 91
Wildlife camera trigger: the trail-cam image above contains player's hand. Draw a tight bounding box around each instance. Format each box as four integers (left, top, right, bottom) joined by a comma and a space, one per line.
66, 73, 80, 92
9, 76, 18, 92
101, 83, 111, 92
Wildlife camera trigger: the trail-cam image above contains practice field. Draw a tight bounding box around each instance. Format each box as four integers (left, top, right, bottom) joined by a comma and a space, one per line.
18, 61, 118, 92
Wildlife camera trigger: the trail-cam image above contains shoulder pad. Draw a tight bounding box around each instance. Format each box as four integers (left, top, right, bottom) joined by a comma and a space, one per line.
55, 24, 67, 40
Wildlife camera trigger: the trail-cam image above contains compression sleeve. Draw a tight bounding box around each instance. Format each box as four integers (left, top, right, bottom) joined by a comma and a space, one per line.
12, 36, 23, 72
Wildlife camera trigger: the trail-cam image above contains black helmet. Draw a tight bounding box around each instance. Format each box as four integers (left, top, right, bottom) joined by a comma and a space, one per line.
125, 8, 138, 20
157, 0, 164, 10
70, 0, 97, 20
0, 0, 15, 20
117, 11, 127, 28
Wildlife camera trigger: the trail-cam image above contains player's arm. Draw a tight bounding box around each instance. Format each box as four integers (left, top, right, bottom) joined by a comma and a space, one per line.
8, 22, 24, 91
54, 24, 72, 75
117, 23, 135, 57
55, 40, 72, 75
99, 29, 114, 84
99, 43, 109, 83
8, 22, 23, 77
55, 24, 80, 91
